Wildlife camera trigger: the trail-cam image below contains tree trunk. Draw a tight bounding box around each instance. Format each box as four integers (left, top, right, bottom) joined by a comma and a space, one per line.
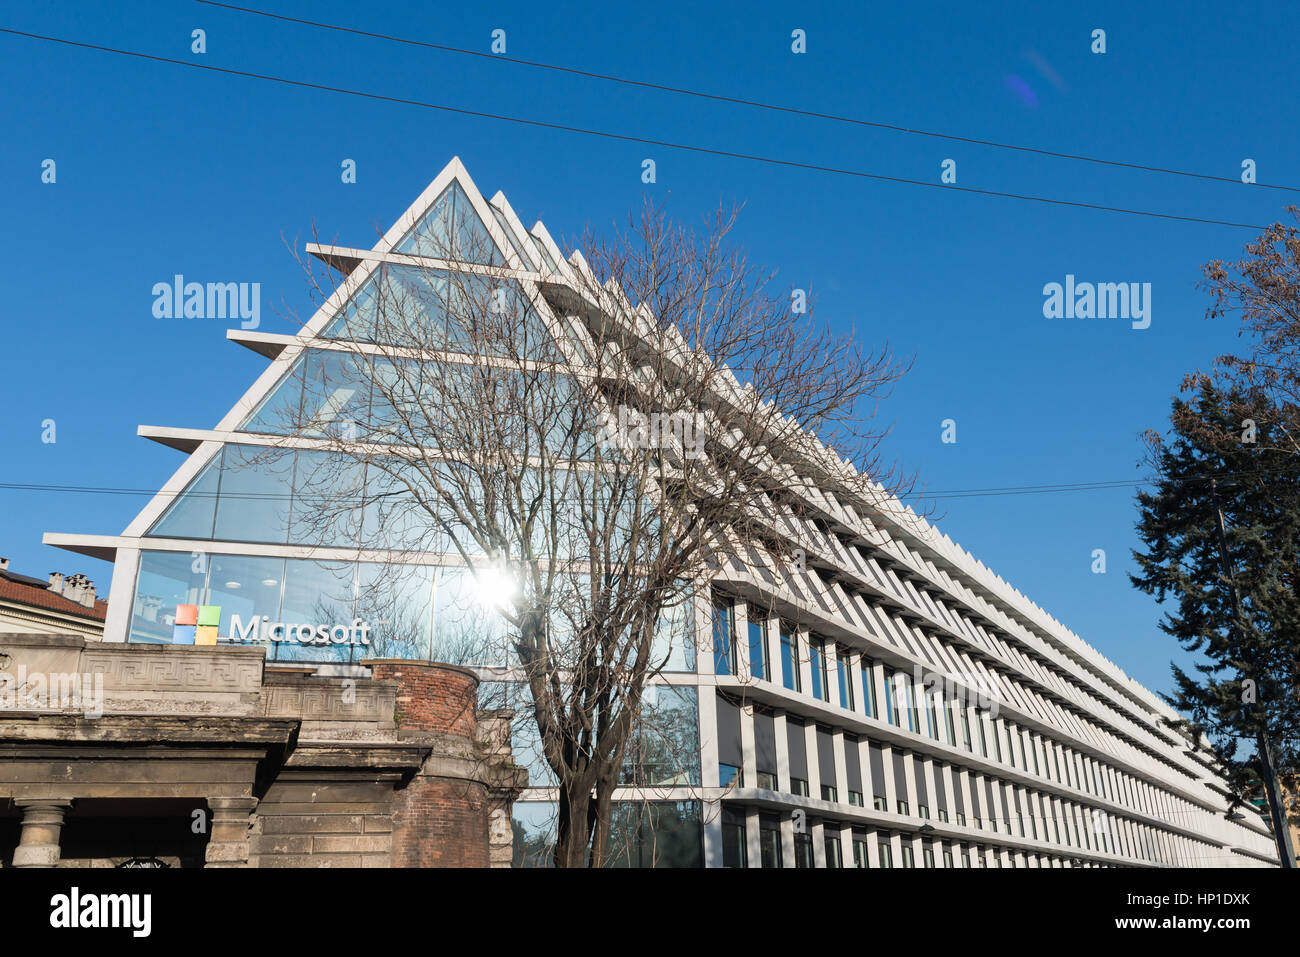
589, 783, 614, 867
554, 784, 591, 868
1255, 726, 1297, 867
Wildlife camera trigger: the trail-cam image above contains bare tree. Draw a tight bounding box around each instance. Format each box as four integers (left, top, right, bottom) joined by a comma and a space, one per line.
272, 191, 910, 866
1178, 207, 1300, 455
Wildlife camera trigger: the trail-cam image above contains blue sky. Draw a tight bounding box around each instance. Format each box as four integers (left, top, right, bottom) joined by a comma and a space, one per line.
1, 0, 1296, 698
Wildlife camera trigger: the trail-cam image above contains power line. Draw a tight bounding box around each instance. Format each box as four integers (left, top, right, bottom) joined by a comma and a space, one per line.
194, 0, 1300, 195
0, 26, 1270, 231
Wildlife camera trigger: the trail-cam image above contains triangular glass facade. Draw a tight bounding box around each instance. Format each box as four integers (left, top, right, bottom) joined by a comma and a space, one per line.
394, 181, 505, 266
111, 161, 693, 680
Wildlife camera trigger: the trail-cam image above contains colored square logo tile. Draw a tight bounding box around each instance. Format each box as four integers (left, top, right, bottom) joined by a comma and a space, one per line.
197, 604, 221, 627
195, 624, 219, 646
172, 624, 196, 646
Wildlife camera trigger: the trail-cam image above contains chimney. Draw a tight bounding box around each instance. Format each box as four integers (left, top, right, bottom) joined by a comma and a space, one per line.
63, 573, 97, 609
48, 572, 64, 594
0, 558, 8, 571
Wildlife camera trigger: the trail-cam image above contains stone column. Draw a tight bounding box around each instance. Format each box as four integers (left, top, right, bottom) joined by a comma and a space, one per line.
13, 799, 74, 868
205, 796, 257, 867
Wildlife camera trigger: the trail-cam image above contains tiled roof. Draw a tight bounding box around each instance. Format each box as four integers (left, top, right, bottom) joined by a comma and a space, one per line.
0, 574, 107, 621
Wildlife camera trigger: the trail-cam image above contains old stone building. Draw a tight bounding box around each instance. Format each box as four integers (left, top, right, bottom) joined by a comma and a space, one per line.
0, 633, 525, 867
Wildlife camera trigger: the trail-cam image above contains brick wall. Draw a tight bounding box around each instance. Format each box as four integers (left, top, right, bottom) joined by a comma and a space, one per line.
370, 660, 491, 867
390, 775, 490, 867
369, 660, 479, 736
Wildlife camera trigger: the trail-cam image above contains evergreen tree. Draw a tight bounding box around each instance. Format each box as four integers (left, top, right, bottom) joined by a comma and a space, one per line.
1132, 381, 1300, 864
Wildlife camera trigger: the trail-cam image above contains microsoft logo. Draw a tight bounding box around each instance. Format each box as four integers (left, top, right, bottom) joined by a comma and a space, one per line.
173, 604, 221, 645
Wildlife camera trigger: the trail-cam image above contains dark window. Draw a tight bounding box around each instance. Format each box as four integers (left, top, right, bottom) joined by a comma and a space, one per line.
791, 778, 810, 797
821, 784, 838, 803
843, 734, 863, 798
754, 708, 778, 784
849, 791, 864, 807
794, 833, 814, 868
757, 771, 778, 791
853, 837, 869, 868
787, 717, 808, 790
825, 834, 842, 868
878, 839, 893, 868
721, 810, 747, 868
759, 816, 782, 868
716, 694, 743, 786
869, 742, 887, 806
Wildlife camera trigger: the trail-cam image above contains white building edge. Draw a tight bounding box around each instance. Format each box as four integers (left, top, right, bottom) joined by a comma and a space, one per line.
46, 157, 1279, 868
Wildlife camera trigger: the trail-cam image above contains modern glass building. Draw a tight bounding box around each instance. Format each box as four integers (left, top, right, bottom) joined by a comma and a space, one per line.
47, 158, 1280, 867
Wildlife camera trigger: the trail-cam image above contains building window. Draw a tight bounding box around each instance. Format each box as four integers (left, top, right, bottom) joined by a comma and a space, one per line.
722, 815, 748, 868
779, 624, 801, 692
873, 796, 888, 812
918, 804, 930, 820
821, 784, 838, 803
719, 763, 743, 788
849, 791, 864, 807
926, 692, 940, 740
794, 833, 814, 869
760, 819, 782, 868
858, 659, 877, 722
900, 844, 915, 868
712, 595, 735, 676
825, 835, 843, 868
976, 712, 989, 757
888, 670, 915, 732
836, 647, 854, 710
878, 839, 893, 868
923, 847, 935, 868
791, 778, 810, 797
938, 808, 949, 823
809, 639, 828, 702
956, 811, 966, 827
960, 709, 973, 751
756, 771, 778, 791
961, 850, 971, 868
853, 837, 869, 868
897, 799, 909, 816
883, 671, 899, 726
747, 612, 768, 682
944, 695, 957, 745
943, 849, 954, 868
